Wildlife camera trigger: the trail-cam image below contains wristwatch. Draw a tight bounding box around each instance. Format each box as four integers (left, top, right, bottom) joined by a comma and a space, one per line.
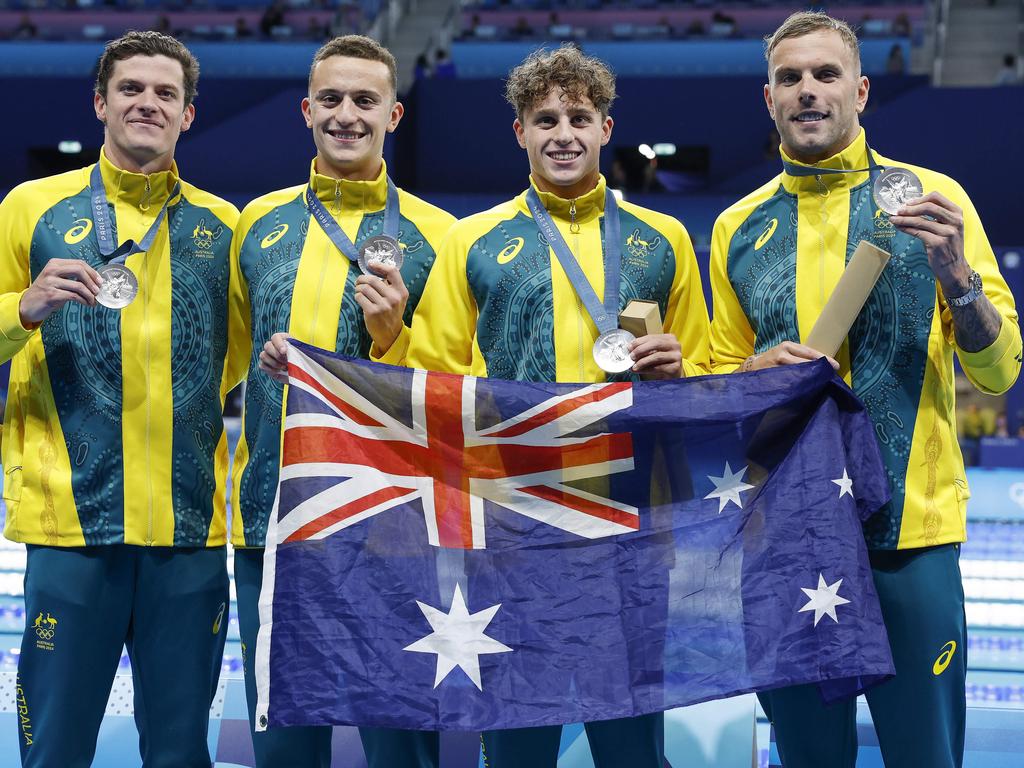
947, 270, 984, 307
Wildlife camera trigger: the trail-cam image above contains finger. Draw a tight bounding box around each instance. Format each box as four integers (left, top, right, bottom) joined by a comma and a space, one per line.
631, 351, 681, 371
889, 216, 957, 238
898, 191, 957, 214
368, 261, 404, 285
893, 201, 960, 226
52, 277, 98, 306
261, 344, 286, 368
779, 342, 824, 361
45, 261, 103, 295
889, 222, 947, 248
271, 334, 291, 358
629, 341, 680, 361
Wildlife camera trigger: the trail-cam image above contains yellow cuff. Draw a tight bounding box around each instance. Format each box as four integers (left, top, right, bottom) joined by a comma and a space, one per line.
958, 316, 1018, 371
0, 290, 36, 342
370, 324, 411, 367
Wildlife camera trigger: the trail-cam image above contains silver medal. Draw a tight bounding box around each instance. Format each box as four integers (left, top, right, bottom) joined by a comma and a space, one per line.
358, 235, 403, 275
593, 328, 637, 374
872, 167, 924, 215
96, 263, 138, 309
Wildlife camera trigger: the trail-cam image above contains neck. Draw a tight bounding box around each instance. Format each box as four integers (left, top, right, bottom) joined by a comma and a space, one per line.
103, 142, 174, 176
531, 170, 600, 201
315, 155, 383, 182
783, 129, 860, 165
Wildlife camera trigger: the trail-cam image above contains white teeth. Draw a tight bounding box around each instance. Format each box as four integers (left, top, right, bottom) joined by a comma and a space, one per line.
551, 152, 579, 160
796, 113, 826, 122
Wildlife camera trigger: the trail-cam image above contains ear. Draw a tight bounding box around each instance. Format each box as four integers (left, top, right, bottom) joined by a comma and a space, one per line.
94, 90, 107, 125
387, 100, 405, 133
180, 102, 195, 133
855, 75, 870, 115
301, 96, 313, 129
764, 82, 775, 121
600, 115, 613, 146
513, 117, 527, 150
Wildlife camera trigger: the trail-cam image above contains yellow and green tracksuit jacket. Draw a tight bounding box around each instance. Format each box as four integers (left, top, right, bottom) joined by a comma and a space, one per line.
392, 175, 710, 382
709, 130, 1021, 550
228, 160, 455, 547
0, 150, 241, 548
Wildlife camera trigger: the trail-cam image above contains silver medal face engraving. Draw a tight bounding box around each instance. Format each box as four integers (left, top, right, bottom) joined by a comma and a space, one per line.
358, 235, 403, 275
96, 263, 138, 309
593, 328, 637, 373
872, 167, 924, 215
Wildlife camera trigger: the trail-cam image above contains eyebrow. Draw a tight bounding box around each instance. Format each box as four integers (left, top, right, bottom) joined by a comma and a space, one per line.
116, 78, 180, 93
316, 88, 382, 100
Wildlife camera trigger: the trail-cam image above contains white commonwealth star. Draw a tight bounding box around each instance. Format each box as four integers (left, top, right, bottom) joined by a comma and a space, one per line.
403, 583, 512, 691
799, 573, 851, 626
704, 461, 755, 513
832, 468, 854, 498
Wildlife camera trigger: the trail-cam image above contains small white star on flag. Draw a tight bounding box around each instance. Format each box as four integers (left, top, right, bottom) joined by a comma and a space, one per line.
799, 573, 851, 626
404, 583, 512, 690
832, 468, 854, 498
704, 462, 755, 513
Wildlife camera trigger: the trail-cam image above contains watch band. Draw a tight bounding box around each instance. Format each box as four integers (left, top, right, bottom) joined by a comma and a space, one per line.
947, 270, 983, 308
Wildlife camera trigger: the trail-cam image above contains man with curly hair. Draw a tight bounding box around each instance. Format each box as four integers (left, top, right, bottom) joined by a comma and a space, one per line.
371, 44, 710, 767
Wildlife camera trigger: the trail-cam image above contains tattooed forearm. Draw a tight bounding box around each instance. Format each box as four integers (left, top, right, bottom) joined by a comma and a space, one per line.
949, 295, 1002, 353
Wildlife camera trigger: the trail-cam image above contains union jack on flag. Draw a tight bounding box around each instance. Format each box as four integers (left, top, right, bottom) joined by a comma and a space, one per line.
275, 342, 639, 549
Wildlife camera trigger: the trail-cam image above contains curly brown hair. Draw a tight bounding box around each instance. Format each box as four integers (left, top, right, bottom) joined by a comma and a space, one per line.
310, 35, 398, 100
505, 44, 616, 119
95, 31, 199, 107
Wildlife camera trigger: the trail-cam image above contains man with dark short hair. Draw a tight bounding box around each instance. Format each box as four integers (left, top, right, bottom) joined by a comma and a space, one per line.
0, 30, 239, 767
709, 12, 1021, 767
231, 34, 454, 768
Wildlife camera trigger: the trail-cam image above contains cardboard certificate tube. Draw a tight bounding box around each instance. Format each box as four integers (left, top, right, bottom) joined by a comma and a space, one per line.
805, 240, 891, 358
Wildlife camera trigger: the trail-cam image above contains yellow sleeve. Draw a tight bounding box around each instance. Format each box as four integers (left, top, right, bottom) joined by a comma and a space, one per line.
663, 222, 710, 377
0, 186, 40, 363
940, 186, 1021, 394
709, 214, 757, 374
406, 224, 478, 375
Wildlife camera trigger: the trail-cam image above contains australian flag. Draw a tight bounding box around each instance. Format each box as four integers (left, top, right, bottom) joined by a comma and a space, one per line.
254, 341, 895, 732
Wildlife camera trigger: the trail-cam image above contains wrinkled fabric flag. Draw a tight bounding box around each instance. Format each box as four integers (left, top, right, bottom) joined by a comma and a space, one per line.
254, 341, 894, 732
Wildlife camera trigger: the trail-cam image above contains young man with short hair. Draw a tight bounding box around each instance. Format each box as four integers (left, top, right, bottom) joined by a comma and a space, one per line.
1, 31, 240, 767
375, 44, 710, 767
230, 34, 454, 768
709, 12, 1020, 767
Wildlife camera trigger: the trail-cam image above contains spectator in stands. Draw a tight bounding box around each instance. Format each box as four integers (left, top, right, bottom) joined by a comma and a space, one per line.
434, 48, 456, 78
892, 12, 911, 37
886, 43, 906, 75
0, 31, 239, 768
306, 15, 328, 41
153, 14, 172, 35
230, 34, 454, 768
710, 10, 736, 38
995, 54, 1022, 86
710, 12, 1021, 768
414, 52, 432, 81
236, 16, 254, 38
511, 15, 533, 39
260, 0, 286, 38
995, 413, 1010, 438
12, 13, 38, 40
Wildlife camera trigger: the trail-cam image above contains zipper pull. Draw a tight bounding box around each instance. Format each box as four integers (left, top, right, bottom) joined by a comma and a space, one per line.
569, 199, 580, 234
139, 177, 152, 211
334, 181, 342, 213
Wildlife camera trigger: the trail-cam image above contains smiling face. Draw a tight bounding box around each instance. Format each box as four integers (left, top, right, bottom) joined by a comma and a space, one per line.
303, 55, 404, 181
764, 29, 869, 164
94, 54, 194, 174
513, 88, 612, 200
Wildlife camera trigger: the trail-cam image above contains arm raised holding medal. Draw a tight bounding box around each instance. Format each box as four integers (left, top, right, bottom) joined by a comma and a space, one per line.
890, 191, 1004, 355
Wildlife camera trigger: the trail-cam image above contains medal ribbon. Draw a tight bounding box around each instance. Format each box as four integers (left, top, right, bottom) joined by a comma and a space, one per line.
781, 146, 884, 189
305, 177, 400, 265
89, 163, 179, 266
525, 187, 622, 335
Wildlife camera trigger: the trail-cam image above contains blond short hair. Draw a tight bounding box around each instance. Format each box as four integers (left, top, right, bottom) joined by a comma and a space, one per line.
764, 12, 861, 74
505, 44, 616, 119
